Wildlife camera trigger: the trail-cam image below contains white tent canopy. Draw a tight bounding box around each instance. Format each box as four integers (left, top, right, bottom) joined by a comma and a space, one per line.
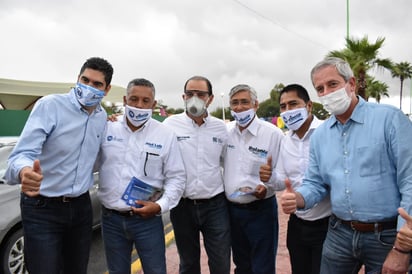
0, 78, 125, 110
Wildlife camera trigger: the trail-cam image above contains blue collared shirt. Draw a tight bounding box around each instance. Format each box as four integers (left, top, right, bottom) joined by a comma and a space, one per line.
298, 97, 412, 227
6, 89, 107, 197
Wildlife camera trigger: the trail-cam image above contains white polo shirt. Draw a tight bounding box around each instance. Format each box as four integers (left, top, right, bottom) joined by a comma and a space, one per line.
97, 116, 186, 214
275, 115, 331, 221
163, 112, 227, 200
224, 117, 284, 204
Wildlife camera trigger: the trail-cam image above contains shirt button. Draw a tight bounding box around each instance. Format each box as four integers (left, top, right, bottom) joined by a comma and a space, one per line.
344, 170, 349, 174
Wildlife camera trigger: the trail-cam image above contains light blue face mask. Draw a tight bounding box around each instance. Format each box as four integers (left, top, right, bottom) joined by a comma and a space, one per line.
74, 82, 105, 107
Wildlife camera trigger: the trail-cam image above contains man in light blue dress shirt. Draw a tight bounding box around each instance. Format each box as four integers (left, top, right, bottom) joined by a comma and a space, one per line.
5, 57, 113, 274
280, 57, 412, 273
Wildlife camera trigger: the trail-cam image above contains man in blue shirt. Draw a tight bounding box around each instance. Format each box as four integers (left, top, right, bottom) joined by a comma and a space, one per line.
280, 57, 412, 273
5, 57, 113, 274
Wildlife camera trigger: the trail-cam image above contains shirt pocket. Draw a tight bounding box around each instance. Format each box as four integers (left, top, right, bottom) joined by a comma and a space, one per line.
357, 143, 387, 177
142, 151, 163, 179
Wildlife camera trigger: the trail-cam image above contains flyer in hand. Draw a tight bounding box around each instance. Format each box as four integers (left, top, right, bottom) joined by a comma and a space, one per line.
121, 176, 163, 207
229, 186, 256, 199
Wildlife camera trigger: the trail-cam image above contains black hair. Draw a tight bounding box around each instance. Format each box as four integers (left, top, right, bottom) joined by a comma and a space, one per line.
279, 84, 310, 104
184, 76, 213, 95
79, 57, 114, 86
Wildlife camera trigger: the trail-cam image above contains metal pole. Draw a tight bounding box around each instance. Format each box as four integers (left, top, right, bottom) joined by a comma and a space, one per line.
346, 0, 350, 40
221, 92, 225, 121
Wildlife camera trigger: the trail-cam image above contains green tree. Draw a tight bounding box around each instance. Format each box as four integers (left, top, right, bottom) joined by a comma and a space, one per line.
328, 36, 392, 100
312, 102, 329, 120
211, 107, 232, 121
366, 77, 389, 103
391, 61, 412, 110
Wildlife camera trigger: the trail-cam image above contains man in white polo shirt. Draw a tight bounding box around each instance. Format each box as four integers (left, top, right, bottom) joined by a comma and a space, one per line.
163, 76, 231, 274
97, 78, 186, 274
224, 84, 284, 274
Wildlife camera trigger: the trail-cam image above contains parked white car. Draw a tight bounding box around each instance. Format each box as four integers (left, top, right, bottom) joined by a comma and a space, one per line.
0, 137, 101, 274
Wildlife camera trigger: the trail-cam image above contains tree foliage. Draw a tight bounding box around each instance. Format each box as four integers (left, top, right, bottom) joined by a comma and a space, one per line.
391, 61, 412, 110
328, 36, 392, 100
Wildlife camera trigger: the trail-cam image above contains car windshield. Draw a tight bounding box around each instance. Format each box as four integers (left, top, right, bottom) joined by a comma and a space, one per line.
0, 141, 16, 183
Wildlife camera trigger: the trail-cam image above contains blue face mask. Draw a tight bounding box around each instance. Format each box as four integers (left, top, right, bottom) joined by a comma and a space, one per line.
74, 82, 105, 107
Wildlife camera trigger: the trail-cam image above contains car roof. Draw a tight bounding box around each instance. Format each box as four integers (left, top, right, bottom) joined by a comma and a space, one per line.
0, 136, 19, 145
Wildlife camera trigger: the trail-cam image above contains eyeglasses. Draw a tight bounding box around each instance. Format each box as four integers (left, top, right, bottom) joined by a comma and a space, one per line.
184, 90, 209, 99
230, 99, 252, 107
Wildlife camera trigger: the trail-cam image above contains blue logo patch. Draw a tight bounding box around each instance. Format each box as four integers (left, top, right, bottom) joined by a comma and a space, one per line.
145, 142, 162, 149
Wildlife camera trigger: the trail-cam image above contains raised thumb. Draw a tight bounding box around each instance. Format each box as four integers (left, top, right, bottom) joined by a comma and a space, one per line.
398, 207, 412, 228
284, 178, 293, 192
33, 159, 42, 175
266, 155, 272, 167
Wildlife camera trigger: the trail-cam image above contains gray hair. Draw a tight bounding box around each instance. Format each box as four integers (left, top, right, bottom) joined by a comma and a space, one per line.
229, 84, 258, 103
310, 57, 354, 85
126, 78, 155, 97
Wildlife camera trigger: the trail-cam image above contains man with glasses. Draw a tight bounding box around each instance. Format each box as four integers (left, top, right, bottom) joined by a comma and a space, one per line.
163, 76, 231, 274
224, 84, 284, 274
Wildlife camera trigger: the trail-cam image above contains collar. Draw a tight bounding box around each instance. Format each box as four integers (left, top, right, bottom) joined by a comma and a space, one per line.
236, 115, 259, 136
122, 114, 151, 133
289, 115, 322, 140
328, 96, 365, 127
184, 110, 209, 127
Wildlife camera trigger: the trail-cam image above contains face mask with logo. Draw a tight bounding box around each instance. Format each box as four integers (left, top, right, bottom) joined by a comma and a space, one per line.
319, 86, 351, 115
231, 108, 255, 127
74, 82, 105, 107
280, 107, 308, 131
185, 96, 208, 117
125, 105, 152, 127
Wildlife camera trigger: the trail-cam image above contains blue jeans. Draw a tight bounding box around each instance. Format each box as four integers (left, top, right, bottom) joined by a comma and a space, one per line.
101, 207, 166, 274
170, 193, 231, 274
20, 192, 92, 274
321, 215, 396, 274
229, 196, 276, 274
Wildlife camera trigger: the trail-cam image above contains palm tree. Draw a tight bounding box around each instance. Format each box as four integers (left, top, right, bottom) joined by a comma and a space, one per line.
366, 77, 389, 103
391, 61, 412, 110
328, 36, 392, 100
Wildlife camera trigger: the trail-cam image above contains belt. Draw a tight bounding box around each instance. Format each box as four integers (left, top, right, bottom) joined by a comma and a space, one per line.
229, 198, 268, 210
36, 192, 89, 203
290, 214, 330, 226
183, 192, 224, 205
338, 217, 397, 232
103, 206, 136, 217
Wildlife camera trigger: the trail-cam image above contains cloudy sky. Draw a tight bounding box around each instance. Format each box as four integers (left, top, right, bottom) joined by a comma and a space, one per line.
1, 0, 412, 112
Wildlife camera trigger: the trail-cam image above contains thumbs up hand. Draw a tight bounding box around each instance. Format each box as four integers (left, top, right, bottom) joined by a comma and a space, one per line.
20, 159, 43, 197
395, 208, 412, 252
382, 207, 412, 273
259, 156, 272, 183
280, 178, 298, 214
